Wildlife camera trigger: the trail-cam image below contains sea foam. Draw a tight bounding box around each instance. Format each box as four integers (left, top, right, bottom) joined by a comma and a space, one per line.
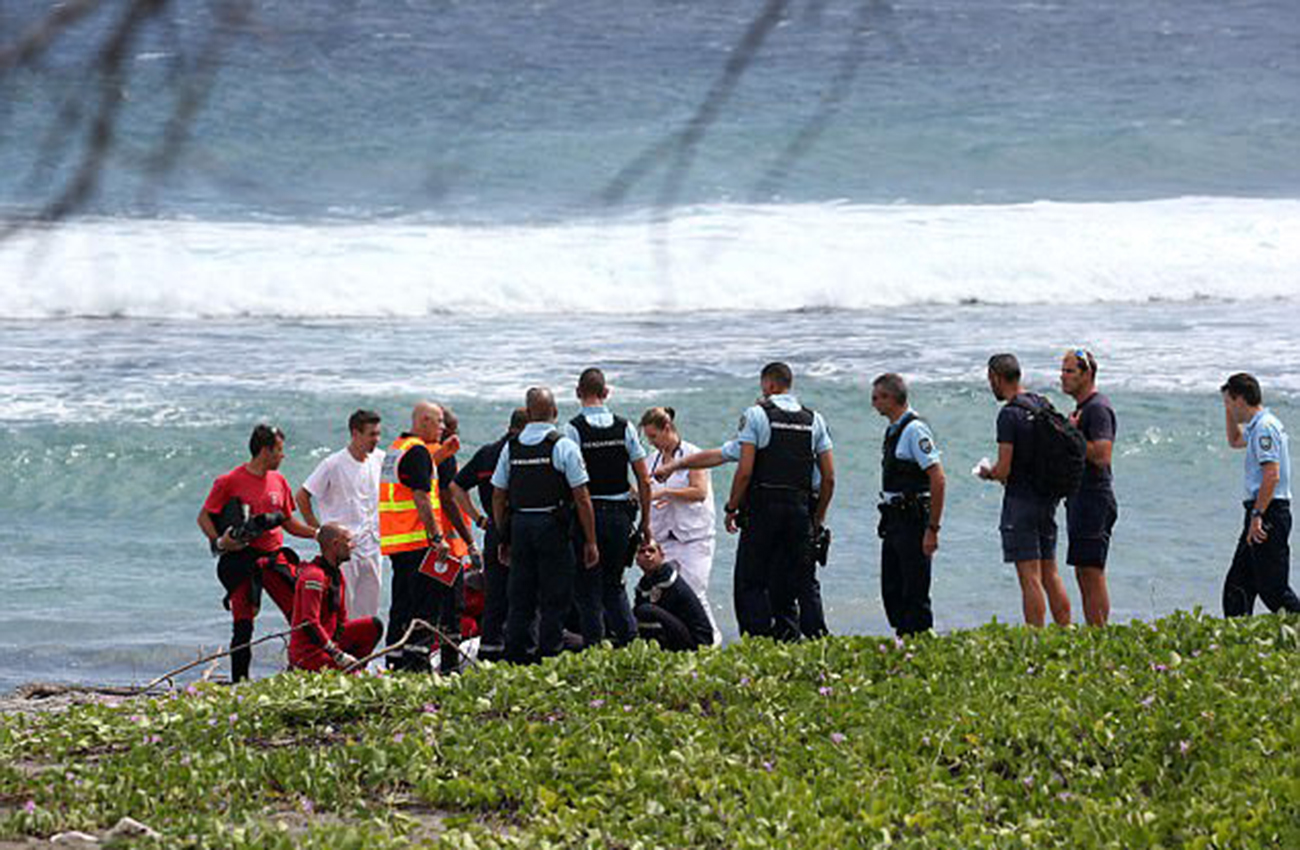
1, 197, 1296, 318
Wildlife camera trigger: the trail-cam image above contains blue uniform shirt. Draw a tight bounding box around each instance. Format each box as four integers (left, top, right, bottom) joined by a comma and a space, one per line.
490, 422, 589, 503
880, 410, 941, 500
562, 405, 646, 501
728, 394, 831, 491
1243, 408, 1291, 502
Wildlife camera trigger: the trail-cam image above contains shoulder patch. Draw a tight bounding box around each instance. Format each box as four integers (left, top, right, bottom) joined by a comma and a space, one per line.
918, 436, 934, 455
1259, 433, 1274, 452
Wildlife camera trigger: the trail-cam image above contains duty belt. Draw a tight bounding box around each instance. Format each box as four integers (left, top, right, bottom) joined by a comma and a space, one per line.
879, 493, 930, 508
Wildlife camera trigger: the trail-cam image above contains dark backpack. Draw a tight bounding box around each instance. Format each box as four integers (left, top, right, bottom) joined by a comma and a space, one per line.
1010, 396, 1087, 500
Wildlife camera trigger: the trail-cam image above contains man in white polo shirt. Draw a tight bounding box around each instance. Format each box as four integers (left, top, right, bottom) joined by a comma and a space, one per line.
296, 409, 385, 619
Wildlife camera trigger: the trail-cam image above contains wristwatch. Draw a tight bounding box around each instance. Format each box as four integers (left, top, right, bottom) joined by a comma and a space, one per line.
1251, 508, 1264, 519
475, 515, 489, 530
927, 523, 941, 532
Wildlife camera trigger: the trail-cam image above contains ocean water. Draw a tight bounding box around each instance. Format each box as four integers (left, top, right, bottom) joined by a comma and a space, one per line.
1, 0, 1298, 689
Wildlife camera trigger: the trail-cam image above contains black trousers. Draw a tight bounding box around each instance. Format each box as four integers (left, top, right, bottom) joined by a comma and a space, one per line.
1224, 500, 1300, 617
478, 525, 509, 659
506, 511, 577, 663
634, 603, 700, 651
879, 505, 934, 636
735, 491, 822, 642
386, 548, 462, 672
573, 501, 637, 648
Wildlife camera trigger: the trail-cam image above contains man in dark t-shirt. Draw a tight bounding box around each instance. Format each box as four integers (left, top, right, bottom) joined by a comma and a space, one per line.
451, 408, 529, 661
1061, 349, 1118, 626
979, 354, 1073, 627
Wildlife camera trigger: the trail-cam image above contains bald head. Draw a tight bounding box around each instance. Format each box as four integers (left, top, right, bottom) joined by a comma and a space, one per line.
412, 401, 444, 442
317, 522, 354, 565
525, 387, 557, 423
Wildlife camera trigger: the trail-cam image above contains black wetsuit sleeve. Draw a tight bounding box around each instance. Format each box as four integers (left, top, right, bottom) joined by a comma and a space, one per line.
454, 447, 488, 491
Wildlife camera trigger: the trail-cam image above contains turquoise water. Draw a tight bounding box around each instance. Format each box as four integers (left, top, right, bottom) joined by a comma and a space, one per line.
1, 0, 1298, 687
2, 303, 1298, 689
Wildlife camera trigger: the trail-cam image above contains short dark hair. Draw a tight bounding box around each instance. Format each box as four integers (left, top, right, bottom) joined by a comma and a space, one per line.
872, 373, 908, 405
577, 367, 607, 399
249, 424, 284, 458
1221, 372, 1262, 406
508, 407, 529, 435
348, 409, 381, 434
760, 361, 793, 389
987, 353, 1021, 383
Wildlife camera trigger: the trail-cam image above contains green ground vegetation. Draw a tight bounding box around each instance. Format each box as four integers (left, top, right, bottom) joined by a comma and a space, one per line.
1, 610, 1298, 848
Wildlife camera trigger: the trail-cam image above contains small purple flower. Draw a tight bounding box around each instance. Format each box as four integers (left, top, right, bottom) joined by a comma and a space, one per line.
1026, 666, 1036, 676
690, 671, 699, 680
393, 732, 405, 743
23, 800, 35, 814
186, 685, 199, 696
830, 732, 846, 745
589, 698, 605, 708
623, 704, 632, 712
818, 686, 833, 697
300, 798, 314, 815
1140, 695, 1156, 708
921, 736, 931, 746
228, 713, 238, 724
1022, 776, 1035, 788
1179, 740, 1191, 755
894, 637, 905, 649
878, 643, 889, 653
739, 676, 751, 686
1057, 792, 1074, 802
421, 703, 438, 714
1209, 643, 1219, 651
1152, 663, 1168, 673
762, 761, 775, 772
904, 652, 914, 661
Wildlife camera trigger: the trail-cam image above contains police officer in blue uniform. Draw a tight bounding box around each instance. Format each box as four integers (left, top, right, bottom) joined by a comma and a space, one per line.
563, 368, 653, 649
491, 387, 600, 663
1220, 372, 1300, 616
870, 373, 946, 636
725, 362, 836, 641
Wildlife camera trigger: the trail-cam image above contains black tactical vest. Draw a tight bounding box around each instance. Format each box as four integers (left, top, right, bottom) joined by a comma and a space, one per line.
882, 412, 932, 495
751, 400, 816, 494
507, 433, 570, 510
570, 414, 632, 498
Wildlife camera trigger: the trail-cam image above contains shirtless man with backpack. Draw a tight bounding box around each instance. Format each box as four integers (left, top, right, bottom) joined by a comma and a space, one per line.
979, 353, 1086, 626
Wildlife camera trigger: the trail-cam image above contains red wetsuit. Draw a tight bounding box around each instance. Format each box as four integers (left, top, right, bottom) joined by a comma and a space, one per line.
204, 465, 299, 621
289, 557, 383, 671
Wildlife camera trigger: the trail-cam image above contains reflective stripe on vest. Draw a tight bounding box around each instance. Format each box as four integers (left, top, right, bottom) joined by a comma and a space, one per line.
378, 435, 442, 555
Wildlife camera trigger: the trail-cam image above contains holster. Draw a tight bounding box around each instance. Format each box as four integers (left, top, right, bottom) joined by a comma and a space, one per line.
877, 496, 931, 538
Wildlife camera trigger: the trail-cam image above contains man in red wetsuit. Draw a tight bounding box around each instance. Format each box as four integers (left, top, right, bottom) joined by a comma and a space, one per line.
290, 524, 384, 671
198, 424, 319, 682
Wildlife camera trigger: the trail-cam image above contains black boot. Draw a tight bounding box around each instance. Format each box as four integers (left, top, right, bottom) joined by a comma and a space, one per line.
230, 620, 255, 683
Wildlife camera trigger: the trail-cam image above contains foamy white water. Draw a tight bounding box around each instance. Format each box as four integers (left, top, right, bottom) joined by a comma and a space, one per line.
2, 198, 1296, 318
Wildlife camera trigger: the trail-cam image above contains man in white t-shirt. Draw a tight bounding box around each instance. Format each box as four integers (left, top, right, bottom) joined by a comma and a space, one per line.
296, 410, 385, 618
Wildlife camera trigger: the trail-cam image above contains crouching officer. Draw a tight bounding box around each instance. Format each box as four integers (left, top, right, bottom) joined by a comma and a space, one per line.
633, 541, 714, 651
289, 524, 384, 671
492, 387, 600, 663
871, 374, 946, 636
564, 367, 653, 649
725, 362, 836, 641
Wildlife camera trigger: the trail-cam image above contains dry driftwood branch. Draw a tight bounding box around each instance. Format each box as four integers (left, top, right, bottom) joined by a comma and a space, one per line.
342, 618, 477, 673
135, 623, 306, 693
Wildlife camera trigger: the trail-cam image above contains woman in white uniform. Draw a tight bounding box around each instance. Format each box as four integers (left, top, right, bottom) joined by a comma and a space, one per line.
640, 407, 721, 645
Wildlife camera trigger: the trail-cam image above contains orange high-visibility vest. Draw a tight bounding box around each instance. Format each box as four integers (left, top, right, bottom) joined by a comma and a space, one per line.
429, 440, 472, 561
379, 435, 442, 555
